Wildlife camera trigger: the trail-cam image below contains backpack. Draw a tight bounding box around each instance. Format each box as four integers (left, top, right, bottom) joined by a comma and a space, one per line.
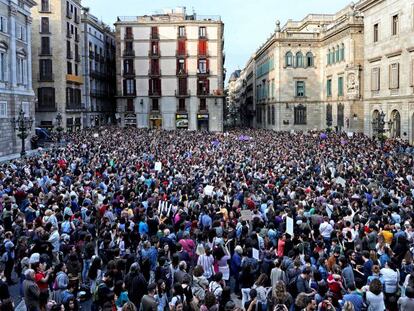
92, 283, 106, 302
287, 274, 298, 297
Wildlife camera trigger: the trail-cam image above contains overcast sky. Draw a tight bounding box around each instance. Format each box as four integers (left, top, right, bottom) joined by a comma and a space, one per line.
83, 0, 352, 82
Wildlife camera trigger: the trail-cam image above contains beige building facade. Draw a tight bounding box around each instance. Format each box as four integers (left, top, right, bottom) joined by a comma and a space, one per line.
242, 4, 365, 133
357, 0, 414, 141
115, 8, 225, 131
32, 0, 84, 131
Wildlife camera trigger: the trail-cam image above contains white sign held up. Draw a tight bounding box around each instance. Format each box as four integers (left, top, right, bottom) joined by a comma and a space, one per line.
286, 217, 294, 236
154, 162, 162, 172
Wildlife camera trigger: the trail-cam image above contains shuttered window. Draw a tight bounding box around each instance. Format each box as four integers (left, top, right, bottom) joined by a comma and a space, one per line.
371, 67, 380, 91
389, 63, 399, 89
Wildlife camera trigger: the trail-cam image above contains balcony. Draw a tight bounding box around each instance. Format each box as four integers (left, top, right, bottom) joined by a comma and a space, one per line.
90, 90, 106, 98
125, 33, 134, 40
66, 10, 73, 19
38, 73, 54, 82
177, 32, 186, 39
66, 103, 85, 112
123, 70, 135, 77
198, 51, 209, 58
175, 89, 190, 98
197, 69, 210, 77
75, 53, 81, 62
148, 50, 161, 58
36, 104, 56, 112
67, 51, 73, 59
148, 90, 161, 97
74, 15, 80, 24
66, 31, 72, 39
176, 50, 188, 58
123, 49, 135, 57
176, 69, 188, 77
75, 33, 80, 42
123, 91, 136, 97
148, 69, 161, 77
90, 70, 106, 80
197, 89, 210, 97
150, 33, 159, 40
39, 47, 52, 56
66, 74, 83, 84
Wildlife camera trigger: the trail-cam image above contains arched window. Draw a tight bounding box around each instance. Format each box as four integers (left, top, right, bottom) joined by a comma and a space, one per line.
372, 110, 380, 136
285, 52, 293, 67
336, 45, 340, 63
327, 49, 330, 65
326, 103, 333, 127
296, 51, 303, 68
0, 41, 8, 82
340, 43, 345, 61
391, 110, 401, 138
306, 52, 314, 67
337, 103, 344, 129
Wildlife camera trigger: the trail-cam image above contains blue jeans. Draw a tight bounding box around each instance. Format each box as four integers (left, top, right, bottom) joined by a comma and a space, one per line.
82, 259, 91, 283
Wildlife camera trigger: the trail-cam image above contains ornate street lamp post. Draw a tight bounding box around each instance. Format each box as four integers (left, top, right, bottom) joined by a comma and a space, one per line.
11, 109, 33, 157
56, 112, 63, 143
372, 111, 392, 146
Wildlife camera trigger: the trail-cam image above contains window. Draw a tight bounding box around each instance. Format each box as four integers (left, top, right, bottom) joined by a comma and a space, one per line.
296, 52, 303, 68
41, 37, 50, 54
21, 102, 30, 117
178, 26, 185, 37
126, 99, 134, 112
392, 15, 399, 36
151, 99, 159, 111
271, 79, 275, 98
294, 105, 306, 125
327, 50, 331, 65
199, 98, 207, 111
340, 44, 345, 61
371, 67, 380, 91
295, 81, 305, 97
306, 52, 314, 67
123, 79, 136, 95
123, 59, 134, 74
373, 23, 379, 42
41, 0, 50, 12
151, 41, 159, 55
39, 59, 52, 80
267, 106, 271, 125
326, 104, 333, 126
41, 17, 49, 33
38, 87, 55, 107
16, 24, 26, 41
178, 99, 186, 111
335, 46, 340, 63
198, 59, 207, 73
0, 16, 8, 33
67, 61, 72, 75
389, 63, 399, 89
338, 76, 344, 97
327, 79, 332, 97
285, 52, 293, 67
337, 103, 344, 127
271, 106, 275, 125
17, 57, 26, 85
0, 101, 7, 118
330, 49, 335, 64
199, 27, 206, 38
0, 50, 6, 81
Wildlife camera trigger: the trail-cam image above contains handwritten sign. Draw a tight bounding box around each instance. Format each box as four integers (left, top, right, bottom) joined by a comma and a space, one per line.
154, 162, 162, 172
286, 217, 294, 236
240, 210, 253, 221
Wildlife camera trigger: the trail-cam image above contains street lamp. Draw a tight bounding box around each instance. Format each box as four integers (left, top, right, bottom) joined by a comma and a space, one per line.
55, 112, 63, 143
372, 111, 392, 145
11, 108, 33, 157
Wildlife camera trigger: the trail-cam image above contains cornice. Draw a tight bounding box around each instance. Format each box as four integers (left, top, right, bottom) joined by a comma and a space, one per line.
368, 56, 382, 63
385, 50, 403, 58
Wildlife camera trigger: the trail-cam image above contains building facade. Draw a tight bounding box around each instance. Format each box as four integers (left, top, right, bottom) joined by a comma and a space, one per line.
0, 0, 36, 157
115, 8, 225, 131
237, 4, 365, 133
81, 9, 116, 127
32, 0, 83, 131
357, 0, 414, 142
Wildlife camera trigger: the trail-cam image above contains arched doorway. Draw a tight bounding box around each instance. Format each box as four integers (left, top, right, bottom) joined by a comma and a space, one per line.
372, 110, 380, 137
390, 110, 401, 138
337, 103, 344, 130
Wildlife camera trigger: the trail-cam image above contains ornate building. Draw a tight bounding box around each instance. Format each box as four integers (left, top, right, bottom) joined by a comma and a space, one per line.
0, 0, 36, 157
237, 3, 365, 133
357, 0, 414, 142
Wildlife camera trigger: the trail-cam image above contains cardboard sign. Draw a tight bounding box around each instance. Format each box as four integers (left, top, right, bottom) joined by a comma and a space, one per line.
154, 162, 162, 172
252, 248, 259, 260
336, 177, 346, 188
286, 216, 294, 236
240, 210, 253, 221
93, 133, 99, 138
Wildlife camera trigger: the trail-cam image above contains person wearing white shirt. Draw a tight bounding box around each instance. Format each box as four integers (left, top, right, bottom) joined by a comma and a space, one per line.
319, 216, 334, 254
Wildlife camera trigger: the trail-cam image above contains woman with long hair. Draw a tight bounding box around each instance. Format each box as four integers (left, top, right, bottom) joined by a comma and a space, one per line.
87, 256, 103, 294
268, 281, 293, 311
365, 279, 385, 311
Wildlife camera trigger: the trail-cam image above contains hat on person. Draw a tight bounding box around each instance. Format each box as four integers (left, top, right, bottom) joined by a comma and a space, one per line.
235, 245, 243, 255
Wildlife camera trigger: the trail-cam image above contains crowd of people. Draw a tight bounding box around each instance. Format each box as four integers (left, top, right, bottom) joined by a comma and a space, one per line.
0, 127, 414, 311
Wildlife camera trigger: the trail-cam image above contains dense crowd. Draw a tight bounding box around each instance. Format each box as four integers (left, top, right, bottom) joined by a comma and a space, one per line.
0, 127, 414, 311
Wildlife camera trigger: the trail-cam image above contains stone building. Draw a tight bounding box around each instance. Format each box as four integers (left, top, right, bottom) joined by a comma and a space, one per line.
115, 7, 225, 131
237, 4, 365, 133
0, 0, 36, 157
32, 0, 84, 131
357, 0, 414, 142
81, 9, 116, 127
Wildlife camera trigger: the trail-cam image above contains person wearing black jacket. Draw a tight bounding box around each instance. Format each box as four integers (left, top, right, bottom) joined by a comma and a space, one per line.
125, 262, 148, 308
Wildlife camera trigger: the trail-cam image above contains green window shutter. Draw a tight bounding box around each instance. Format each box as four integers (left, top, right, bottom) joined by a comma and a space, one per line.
338, 77, 343, 96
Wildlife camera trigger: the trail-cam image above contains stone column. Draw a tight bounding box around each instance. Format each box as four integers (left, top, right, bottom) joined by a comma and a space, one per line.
9, 5, 17, 88
26, 16, 33, 92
